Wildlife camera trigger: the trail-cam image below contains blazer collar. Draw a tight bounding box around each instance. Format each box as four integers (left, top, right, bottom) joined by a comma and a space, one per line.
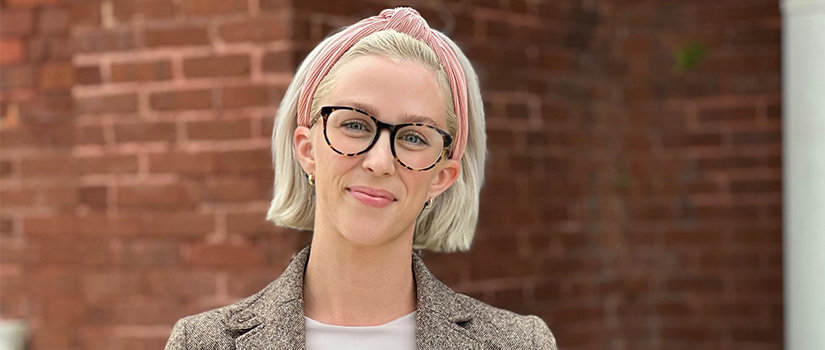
227, 244, 483, 349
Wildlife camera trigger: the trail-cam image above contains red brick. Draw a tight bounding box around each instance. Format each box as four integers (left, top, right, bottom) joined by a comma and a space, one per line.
70, 0, 101, 26
0, 65, 35, 89
74, 65, 102, 85
0, 159, 14, 177
183, 0, 248, 16
188, 243, 264, 267
0, 39, 25, 65
0, 274, 24, 316
186, 118, 251, 140
226, 211, 271, 236
0, 188, 36, 207
695, 3, 779, 24
0, 122, 74, 148
116, 184, 193, 209
84, 272, 148, 301
113, 121, 176, 143
39, 185, 78, 206
262, 50, 294, 72
218, 15, 289, 43
76, 93, 138, 114
77, 154, 139, 175
79, 185, 107, 208
73, 28, 137, 53
38, 61, 74, 90
0, 9, 35, 36
220, 84, 280, 108
37, 6, 70, 34
730, 180, 781, 194
662, 326, 718, 341
24, 214, 143, 236
119, 240, 181, 266
147, 270, 217, 296
0, 2, 785, 348
149, 89, 213, 110
19, 154, 75, 176
85, 297, 185, 325
26, 235, 112, 265
182, 54, 250, 78
141, 212, 214, 236
148, 151, 216, 174
75, 124, 106, 145
17, 93, 72, 123
110, 60, 172, 82
144, 25, 209, 47
112, 0, 175, 21
731, 131, 780, 145
5, 0, 67, 7
80, 335, 170, 350
188, 176, 270, 203
215, 149, 271, 173
259, 0, 288, 11
258, 115, 274, 137
698, 106, 756, 122
227, 269, 276, 297
27, 35, 72, 60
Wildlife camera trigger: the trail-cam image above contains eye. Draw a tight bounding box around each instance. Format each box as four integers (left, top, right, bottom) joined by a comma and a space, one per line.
340, 119, 371, 132
399, 131, 428, 146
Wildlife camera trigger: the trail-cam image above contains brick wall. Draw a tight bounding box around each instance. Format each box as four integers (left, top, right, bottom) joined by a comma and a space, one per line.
0, 0, 782, 349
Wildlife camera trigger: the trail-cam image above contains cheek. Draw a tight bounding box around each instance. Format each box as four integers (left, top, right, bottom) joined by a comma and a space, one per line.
402, 173, 434, 202
315, 148, 359, 189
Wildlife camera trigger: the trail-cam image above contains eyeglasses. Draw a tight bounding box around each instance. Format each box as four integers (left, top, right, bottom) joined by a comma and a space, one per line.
312, 105, 453, 171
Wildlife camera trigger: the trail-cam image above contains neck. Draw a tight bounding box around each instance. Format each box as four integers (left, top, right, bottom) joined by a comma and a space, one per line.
302, 221, 418, 326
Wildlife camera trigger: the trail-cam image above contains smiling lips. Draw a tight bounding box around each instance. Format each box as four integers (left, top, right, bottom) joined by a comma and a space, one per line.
347, 186, 396, 208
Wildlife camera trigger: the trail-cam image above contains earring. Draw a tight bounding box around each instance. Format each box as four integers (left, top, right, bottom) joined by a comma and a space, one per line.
423, 197, 434, 210
307, 174, 315, 187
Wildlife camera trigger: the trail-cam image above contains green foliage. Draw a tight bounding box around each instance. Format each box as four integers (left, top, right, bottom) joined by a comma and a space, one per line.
674, 41, 708, 73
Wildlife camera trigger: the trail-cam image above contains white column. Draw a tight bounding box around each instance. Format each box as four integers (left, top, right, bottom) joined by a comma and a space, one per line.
782, 1, 825, 349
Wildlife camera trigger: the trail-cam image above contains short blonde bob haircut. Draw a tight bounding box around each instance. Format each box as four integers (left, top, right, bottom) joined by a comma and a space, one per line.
266, 28, 487, 253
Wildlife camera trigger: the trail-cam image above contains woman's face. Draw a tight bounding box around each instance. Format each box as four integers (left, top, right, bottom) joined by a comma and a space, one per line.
294, 54, 461, 248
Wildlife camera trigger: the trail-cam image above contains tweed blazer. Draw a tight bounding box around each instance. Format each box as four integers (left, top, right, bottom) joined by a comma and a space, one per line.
165, 244, 557, 349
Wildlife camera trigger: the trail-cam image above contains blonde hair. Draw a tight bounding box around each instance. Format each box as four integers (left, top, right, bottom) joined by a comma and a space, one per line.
266, 29, 487, 253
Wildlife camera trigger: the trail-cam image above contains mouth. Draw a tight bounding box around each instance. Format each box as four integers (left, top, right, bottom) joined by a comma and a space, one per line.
346, 186, 397, 208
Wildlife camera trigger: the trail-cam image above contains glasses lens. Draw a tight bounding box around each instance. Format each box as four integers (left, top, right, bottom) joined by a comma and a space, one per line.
394, 125, 445, 169
326, 109, 376, 155
325, 109, 446, 170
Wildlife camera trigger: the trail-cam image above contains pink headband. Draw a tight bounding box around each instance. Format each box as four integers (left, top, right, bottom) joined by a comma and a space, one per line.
296, 7, 469, 161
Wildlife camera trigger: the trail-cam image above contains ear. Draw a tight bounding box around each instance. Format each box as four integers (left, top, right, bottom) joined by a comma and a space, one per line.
293, 125, 316, 175
427, 159, 461, 199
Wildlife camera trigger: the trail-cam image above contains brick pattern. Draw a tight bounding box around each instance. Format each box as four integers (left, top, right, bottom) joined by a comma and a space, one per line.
1, 0, 782, 349
1, 0, 305, 348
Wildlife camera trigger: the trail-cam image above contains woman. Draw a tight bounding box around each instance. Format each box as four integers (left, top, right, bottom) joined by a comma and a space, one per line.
165, 7, 557, 350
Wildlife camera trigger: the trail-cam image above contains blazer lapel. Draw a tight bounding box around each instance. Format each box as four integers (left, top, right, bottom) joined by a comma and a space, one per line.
229, 245, 483, 349
412, 251, 484, 349
231, 247, 309, 350
234, 299, 306, 350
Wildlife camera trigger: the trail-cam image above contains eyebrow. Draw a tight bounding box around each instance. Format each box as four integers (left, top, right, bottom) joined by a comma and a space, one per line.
335, 99, 439, 126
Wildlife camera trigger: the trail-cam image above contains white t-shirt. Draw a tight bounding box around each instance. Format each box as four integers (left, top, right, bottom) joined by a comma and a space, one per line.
304, 311, 417, 350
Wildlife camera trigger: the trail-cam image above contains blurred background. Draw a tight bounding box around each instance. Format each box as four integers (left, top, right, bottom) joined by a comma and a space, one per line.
0, 0, 791, 349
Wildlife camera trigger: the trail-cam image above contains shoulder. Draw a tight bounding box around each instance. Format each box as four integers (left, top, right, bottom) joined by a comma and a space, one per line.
165, 246, 308, 349
454, 292, 558, 350
164, 292, 263, 349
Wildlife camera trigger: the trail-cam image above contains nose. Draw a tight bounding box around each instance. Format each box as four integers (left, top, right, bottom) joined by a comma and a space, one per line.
362, 130, 395, 176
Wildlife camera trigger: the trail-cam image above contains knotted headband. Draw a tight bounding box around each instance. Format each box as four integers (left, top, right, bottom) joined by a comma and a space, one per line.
296, 7, 469, 161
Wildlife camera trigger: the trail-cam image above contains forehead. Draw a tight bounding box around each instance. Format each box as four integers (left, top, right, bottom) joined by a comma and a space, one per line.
324, 55, 448, 128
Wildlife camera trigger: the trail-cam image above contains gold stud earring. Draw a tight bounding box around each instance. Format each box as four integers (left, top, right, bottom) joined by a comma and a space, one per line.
307, 174, 315, 187
423, 197, 434, 210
